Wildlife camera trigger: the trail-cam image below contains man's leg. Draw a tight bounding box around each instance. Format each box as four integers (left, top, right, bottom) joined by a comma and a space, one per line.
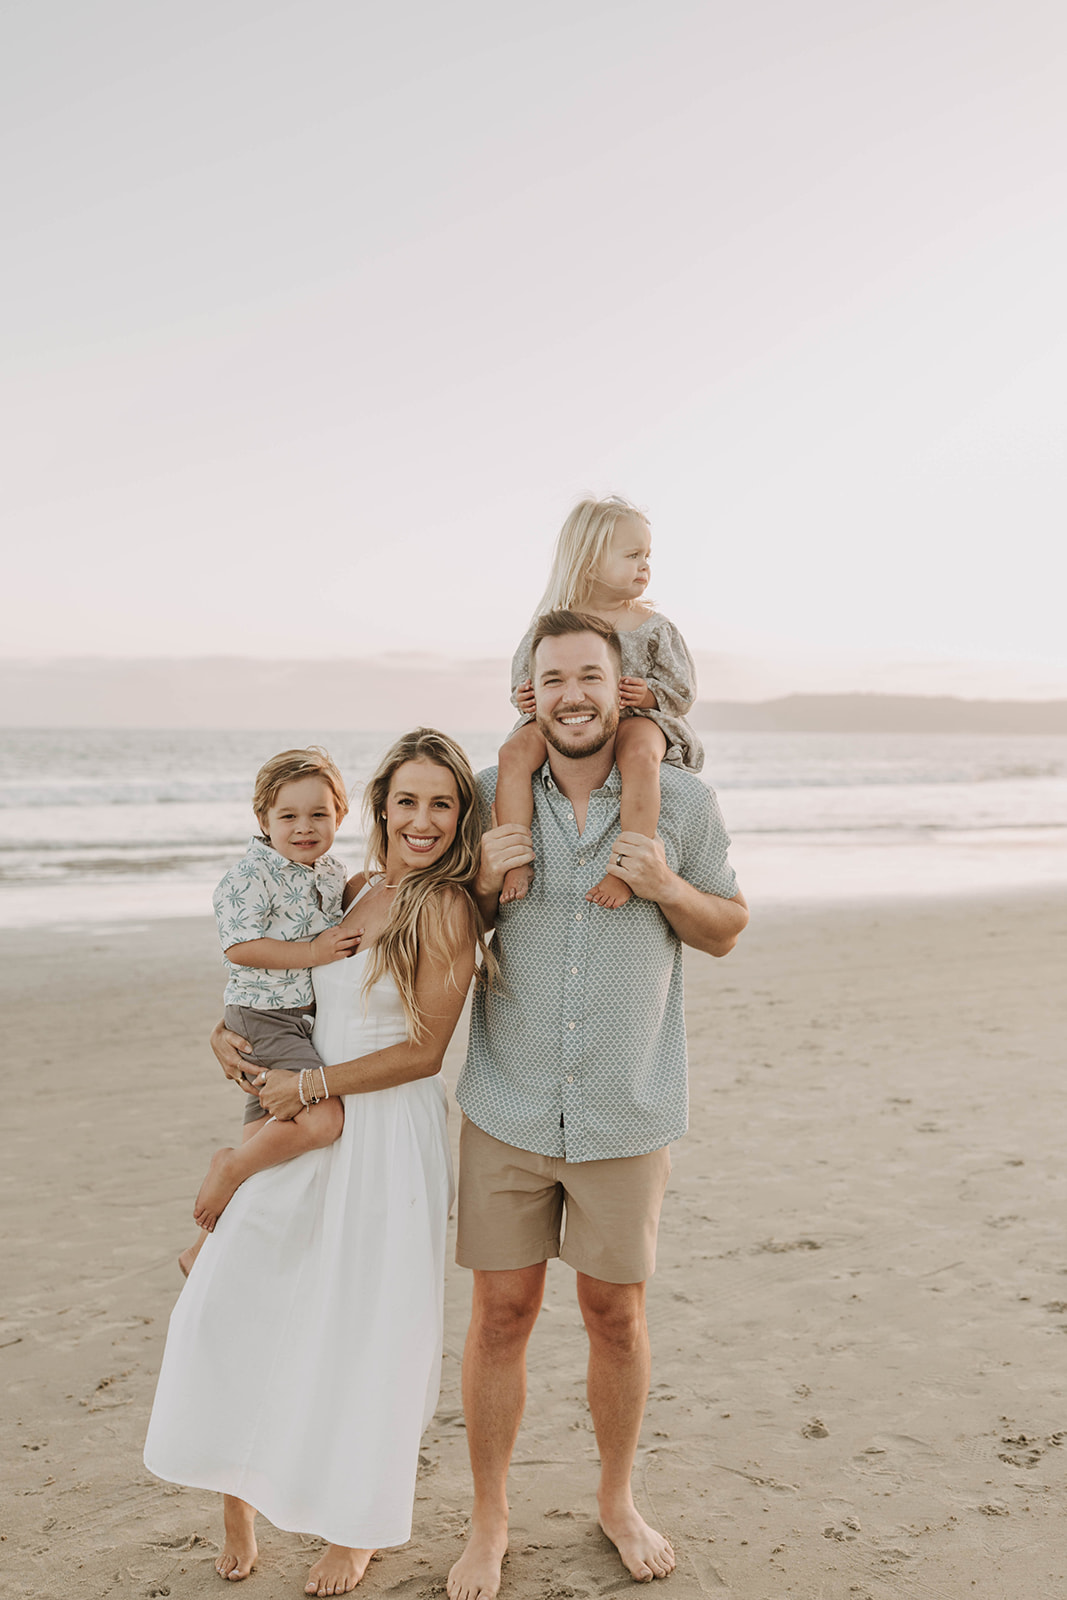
576, 1274, 675, 1582
448, 1263, 546, 1600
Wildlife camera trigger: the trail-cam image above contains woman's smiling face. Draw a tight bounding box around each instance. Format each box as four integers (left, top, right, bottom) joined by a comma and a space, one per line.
383, 759, 461, 878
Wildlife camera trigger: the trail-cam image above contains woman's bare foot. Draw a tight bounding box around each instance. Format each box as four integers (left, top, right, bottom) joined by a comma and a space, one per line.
193, 1148, 243, 1232
178, 1231, 207, 1278
447, 1516, 508, 1600
586, 871, 631, 909
500, 864, 534, 905
598, 1500, 675, 1581
305, 1545, 374, 1595
216, 1495, 257, 1581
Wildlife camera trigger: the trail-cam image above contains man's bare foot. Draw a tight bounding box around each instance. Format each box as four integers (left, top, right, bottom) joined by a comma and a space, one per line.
447, 1516, 508, 1600
194, 1148, 243, 1232
500, 864, 534, 905
305, 1545, 374, 1595
216, 1496, 257, 1581
586, 871, 632, 909
598, 1502, 675, 1582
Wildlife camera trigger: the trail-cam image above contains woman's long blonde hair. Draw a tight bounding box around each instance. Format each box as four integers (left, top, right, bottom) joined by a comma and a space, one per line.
533, 496, 650, 619
361, 728, 491, 1039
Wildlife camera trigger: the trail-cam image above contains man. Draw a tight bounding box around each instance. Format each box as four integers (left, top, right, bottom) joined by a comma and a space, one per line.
448, 609, 747, 1600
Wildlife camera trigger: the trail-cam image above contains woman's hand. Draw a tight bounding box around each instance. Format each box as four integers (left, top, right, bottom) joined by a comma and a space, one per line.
252, 1068, 303, 1122
210, 1019, 259, 1091
515, 678, 536, 715
619, 675, 658, 709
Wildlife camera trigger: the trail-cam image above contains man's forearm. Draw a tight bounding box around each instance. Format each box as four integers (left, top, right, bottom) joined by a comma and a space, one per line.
655, 878, 748, 956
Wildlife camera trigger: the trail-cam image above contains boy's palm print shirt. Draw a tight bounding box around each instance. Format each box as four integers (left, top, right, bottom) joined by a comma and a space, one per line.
213, 837, 347, 1008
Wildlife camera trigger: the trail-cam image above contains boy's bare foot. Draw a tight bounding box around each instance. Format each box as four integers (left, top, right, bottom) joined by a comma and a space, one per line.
500, 864, 534, 905
305, 1545, 374, 1595
193, 1148, 243, 1232
447, 1516, 508, 1600
178, 1231, 207, 1278
586, 871, 632, 909
217, 1496, 257, 1581
598, 1501, 675, 1582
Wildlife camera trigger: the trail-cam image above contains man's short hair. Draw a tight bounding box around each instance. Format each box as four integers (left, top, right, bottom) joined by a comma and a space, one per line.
529, 609, 623, 678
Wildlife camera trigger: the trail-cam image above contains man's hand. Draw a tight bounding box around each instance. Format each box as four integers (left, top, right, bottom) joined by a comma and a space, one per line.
619, 676, 658, 709
477, 823, 535, 900
608, 832, 672, 900
252, 1068, 303, 1122
515, 678, 536, 715
209, 1018, 259, 1091
310, 924, 363, 965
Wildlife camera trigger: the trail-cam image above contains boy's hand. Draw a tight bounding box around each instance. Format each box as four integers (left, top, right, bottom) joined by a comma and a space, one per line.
516, 678, 536, 716
309, 925, 363, 965
619, 675, 657, 709
210, 1018, 258, 1089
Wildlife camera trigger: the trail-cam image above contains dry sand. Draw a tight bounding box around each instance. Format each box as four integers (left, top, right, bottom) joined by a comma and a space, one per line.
3, 892, 1065, 1599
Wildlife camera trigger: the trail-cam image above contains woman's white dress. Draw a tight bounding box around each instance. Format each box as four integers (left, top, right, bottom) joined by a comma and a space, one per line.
143, 929, 455, 1550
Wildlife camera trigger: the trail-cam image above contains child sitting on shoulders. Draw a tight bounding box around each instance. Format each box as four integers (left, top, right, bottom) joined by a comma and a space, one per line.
179, 747, 359, 1277
496, 495, 703, 908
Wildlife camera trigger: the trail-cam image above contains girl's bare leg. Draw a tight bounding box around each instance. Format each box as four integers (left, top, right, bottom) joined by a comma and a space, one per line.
217, 1494, 258, 1581
179, 1114, 269, 1275
305, 1545, 376, 1595
496, 722, 548, 904
193, 1095, 345, 1232
587, 717, 667, 909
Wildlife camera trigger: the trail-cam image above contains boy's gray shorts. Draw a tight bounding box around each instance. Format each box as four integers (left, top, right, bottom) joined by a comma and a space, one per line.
223, 1004, 323, 1125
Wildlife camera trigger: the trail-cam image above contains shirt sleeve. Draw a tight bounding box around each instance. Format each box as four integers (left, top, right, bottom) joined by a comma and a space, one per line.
212, 860, 275, 950
674, 779, 739, 900
318, 857, 347, 923
509, 627, 535, 712
647, 616, 698, 719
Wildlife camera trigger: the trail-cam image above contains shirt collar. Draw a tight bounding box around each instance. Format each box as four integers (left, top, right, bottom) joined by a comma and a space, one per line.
538, 759, 622, 797
248, 835, 335, 880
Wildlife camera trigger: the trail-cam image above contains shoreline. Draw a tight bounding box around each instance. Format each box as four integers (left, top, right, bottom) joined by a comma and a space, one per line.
5, 888, 1066, 1598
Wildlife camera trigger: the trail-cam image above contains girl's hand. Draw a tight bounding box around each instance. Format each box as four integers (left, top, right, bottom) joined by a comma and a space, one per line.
253, 1068, 303, 1122
516, 678, 536, 715
619, 676, 657, 709
310, 925, 363, 965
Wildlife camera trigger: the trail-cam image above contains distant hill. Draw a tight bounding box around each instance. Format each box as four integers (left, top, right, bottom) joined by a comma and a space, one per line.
693, 694, 1067, 734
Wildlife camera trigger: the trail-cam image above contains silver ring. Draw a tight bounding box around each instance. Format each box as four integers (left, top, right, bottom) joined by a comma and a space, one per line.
616, 854, 624, 867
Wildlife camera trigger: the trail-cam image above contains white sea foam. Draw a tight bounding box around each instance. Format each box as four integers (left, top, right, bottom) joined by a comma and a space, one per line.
1, 728, 1065, 925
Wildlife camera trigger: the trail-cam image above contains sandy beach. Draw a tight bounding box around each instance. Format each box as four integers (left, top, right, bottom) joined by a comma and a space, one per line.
4, 890, 1066, 1599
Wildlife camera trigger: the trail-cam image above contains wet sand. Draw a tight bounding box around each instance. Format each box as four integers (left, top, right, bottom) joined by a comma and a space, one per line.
3, 890, 1066, 1598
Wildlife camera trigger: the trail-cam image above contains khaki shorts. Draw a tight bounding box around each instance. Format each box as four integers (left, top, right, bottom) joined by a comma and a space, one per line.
223, 1004, 322, 1125
456, 1116, 671, 1285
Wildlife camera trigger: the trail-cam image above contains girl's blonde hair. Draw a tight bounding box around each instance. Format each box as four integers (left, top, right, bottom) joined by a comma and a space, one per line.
533, 496, 650, 619
361, 728, 493, 1039
253, 747, 349, 829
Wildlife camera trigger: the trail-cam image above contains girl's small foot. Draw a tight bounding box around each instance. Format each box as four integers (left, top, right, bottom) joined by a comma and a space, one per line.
500, 864, 534, 905
586, 872, 632, 908
193, 1148, 242, 1232
305, 1545, 375, 1595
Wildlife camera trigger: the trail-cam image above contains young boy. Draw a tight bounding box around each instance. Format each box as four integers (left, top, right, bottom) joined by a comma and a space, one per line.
179, 747, 359, 1276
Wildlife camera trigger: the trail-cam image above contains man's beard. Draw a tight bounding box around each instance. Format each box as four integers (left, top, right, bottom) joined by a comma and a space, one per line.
537, 704, 619, 760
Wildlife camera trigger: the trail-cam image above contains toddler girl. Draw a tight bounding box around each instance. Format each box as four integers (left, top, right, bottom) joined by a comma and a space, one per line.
497, 495, 703, 908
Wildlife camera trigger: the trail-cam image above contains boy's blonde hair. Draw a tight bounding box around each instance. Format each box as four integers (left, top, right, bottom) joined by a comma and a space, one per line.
533, 496, 650, 619
253, 747, 349, 829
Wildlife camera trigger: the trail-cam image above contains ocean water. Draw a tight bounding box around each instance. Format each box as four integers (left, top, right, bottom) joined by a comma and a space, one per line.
1, 728, 1066, 927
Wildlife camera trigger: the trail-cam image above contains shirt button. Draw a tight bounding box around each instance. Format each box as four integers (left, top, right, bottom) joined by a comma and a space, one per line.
568, 1021, 575, 1030
575, 912, 583, 921
567, 1075, 574, 1084
570, 966, 578, 975
578, 856, 586, 865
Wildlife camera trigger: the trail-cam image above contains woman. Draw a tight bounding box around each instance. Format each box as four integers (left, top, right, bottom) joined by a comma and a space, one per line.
145, 729, 487, 1596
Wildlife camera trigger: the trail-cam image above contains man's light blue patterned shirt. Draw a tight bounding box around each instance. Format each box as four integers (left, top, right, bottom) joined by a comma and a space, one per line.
213, 837, 347, 1009
457, 762, 738, 1163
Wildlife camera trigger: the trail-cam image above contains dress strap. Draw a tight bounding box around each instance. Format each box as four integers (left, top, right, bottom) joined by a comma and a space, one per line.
340, 876, 375, 922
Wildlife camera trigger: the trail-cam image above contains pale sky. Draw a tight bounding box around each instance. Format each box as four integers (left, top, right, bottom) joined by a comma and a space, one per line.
3, 0, 1065, 697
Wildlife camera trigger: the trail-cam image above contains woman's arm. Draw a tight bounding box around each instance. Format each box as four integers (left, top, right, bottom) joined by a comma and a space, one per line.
255, 897, 478, 1121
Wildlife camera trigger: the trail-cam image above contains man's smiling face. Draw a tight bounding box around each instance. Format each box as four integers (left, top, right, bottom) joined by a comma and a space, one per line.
532, 631, 620, 760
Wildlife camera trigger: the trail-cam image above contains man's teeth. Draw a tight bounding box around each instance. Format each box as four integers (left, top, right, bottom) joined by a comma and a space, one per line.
559, 714, 594, 724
